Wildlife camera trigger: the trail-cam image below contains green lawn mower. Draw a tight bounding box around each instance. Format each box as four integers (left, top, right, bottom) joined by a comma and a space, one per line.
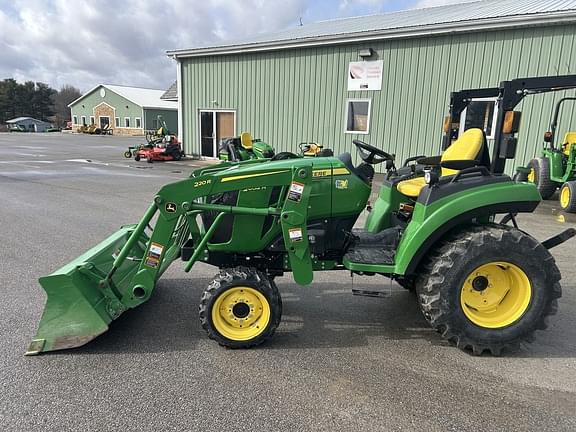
27, 75, 576, 357
219, 132, 333, 162
518, 97, 576, 212
218, 132, 275, 161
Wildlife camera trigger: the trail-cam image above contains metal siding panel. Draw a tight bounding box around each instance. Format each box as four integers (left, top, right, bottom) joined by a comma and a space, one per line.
180, 24, 576, 174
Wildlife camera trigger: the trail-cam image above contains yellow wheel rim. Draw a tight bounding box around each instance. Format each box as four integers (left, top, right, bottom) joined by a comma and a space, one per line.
560, 185, 571, 209
527, 168, 535, 183
212, 286, 270, 341
460, 262, 532, 329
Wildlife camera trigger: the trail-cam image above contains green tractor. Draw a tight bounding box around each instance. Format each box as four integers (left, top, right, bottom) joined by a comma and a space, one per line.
218, 132, 275, 161
27, 75, 576, 357
219, 132, 334, 162
521, 97, 576, 212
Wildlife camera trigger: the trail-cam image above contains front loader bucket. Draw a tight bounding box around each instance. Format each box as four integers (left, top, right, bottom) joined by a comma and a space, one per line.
26, 225, 149, 355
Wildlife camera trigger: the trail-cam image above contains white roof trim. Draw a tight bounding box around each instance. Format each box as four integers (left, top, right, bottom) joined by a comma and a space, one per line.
68, 84, 177, 110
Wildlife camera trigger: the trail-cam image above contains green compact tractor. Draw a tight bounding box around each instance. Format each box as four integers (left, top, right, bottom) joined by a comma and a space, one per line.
27, 75, 576, 357
219, 132, 333, 162
520, 97, 576, 212
218, 132, 275, 161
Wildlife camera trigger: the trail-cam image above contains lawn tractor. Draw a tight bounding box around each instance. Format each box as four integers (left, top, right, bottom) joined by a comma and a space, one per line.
218, 132, 333, 162
124, 115, 175, 159
218, 132, 275, 161
27, 75, 576, 357
132, 135, 185, 163
519, 97, 576, 212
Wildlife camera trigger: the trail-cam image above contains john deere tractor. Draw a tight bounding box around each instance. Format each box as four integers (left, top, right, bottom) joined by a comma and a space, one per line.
27, 75, 576, 357
218, 132, 275, 161
219, 132, 333, 162
522, 97, 576, 212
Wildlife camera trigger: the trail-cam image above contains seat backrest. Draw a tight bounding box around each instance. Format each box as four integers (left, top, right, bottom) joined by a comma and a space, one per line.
240, 132, 253, 150
562, 131, 576, 156
441, 128, 486, 176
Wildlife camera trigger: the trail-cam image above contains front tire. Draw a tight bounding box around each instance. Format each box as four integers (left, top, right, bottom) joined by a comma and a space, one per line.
560, 181, 576, 213
527, 158, 557, 199
123, 150, 132, 158
199, 267, 282, 348
416, 224, 561, 355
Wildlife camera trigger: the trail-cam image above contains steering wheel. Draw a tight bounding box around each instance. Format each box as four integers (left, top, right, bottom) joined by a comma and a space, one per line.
352, 140, 394, 165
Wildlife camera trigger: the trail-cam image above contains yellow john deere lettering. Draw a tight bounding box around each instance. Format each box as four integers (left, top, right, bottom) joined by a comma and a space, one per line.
312, 168, 350, 177
333, 168, 350, 175
221, 170, 288, 182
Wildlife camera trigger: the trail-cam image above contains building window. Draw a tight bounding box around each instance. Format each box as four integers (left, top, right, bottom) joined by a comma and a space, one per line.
90, 116, 95, 125
81, 116, 87, 126
345, 99, 371, 134
135, 117, 142, 128
115, 117, 120, 127
73, 115, 78, 125
460, 98, 498, 139
124, 117, 131, 128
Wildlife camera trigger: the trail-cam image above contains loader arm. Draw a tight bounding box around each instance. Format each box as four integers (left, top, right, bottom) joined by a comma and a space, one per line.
27, 163, 315, 354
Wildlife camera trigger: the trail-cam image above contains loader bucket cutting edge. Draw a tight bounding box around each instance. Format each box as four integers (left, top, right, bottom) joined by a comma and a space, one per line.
26, 224, 150, 355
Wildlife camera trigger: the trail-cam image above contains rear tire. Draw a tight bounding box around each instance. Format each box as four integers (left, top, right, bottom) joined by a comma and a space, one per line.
415, 224, 561, 356
123, 151, 132, 158
527, 158, 557, 199
199, 267, 282, 348
147, 156, 153, 163
560, 181, 576, 213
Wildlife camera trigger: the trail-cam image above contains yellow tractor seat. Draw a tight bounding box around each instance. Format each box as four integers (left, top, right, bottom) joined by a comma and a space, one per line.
240, 132, 253, 150
396, 128, 486, 199
562, 132, 576, 156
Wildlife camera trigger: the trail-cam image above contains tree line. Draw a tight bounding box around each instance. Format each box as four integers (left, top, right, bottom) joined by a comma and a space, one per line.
0, 79, 82, 126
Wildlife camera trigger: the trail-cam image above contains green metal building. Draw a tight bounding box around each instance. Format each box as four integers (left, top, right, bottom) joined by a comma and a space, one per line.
168, 0, 576, 171
69, 84, 177, 136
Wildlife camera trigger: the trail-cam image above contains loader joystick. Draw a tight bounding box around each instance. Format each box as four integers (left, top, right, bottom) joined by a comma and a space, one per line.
353, 139, 394, 165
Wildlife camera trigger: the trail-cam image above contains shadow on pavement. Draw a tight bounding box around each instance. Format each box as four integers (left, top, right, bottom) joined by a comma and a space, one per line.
60, 277, 576, 359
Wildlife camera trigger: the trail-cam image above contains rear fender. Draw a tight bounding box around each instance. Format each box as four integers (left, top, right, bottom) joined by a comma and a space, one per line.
394, 182, 541, 276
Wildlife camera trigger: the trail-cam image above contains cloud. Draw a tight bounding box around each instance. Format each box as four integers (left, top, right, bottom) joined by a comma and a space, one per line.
0, 0, 307, 91
0, 0, 474, 91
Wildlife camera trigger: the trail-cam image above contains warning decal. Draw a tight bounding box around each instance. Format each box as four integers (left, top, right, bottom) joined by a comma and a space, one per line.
145, 242, 164, 268
288, 182, 305, 202
288, 228, 303, 242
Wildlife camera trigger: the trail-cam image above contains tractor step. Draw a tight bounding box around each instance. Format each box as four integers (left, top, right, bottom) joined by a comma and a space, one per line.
343, 227, 400, 265
344, 246, 395, 265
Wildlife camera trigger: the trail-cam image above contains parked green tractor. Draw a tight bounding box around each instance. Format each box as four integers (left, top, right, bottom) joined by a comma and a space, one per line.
27, 75, 576, 357
519, 97, 576, 212
219, 132, 333, 162
218, 132, 275, 161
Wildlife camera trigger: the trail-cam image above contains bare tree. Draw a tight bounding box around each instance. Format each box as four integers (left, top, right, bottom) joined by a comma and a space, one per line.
52, 85, 81, 126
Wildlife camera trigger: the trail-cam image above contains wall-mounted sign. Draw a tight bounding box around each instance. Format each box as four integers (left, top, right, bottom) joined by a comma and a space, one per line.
348, 61, 383, 91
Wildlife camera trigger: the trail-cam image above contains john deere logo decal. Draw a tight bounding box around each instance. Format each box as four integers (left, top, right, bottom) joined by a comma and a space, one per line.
165, 202, 177, 213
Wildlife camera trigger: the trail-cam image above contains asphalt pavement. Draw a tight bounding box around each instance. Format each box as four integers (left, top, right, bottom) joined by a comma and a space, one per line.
1, 132, 575, 431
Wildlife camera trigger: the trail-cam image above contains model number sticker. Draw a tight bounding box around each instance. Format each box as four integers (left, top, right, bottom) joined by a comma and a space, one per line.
288, 181, 304, 202
194, 179, 212, 188
288, 228, 303, 242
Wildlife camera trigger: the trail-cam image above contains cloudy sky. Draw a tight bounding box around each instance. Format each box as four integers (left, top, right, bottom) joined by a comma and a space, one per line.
0, 0, 469, 92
